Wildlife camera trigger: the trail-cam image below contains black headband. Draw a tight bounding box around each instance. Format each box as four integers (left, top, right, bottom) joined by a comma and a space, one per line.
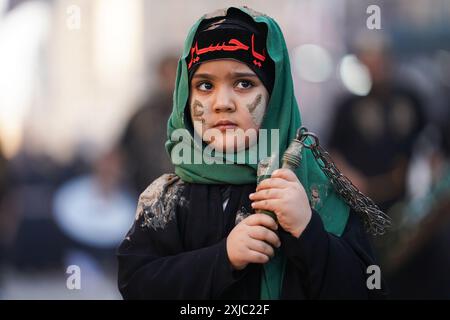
187, 8, 275, 94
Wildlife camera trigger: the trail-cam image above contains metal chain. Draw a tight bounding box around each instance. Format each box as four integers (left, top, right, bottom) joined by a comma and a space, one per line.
298, 127, 392, 236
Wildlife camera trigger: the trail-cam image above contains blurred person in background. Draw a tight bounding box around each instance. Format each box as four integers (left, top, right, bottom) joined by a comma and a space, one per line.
120, 55, 178, 197
52, 145, 135, 272
0, 142, 10, 245
0, 141, 10, 295
6, 146, 83, 272
327, 33, 427, 212
380, 111, 450, 299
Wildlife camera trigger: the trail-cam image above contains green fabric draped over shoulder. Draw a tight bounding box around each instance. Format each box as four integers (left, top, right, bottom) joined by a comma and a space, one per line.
165, 6, 350, 299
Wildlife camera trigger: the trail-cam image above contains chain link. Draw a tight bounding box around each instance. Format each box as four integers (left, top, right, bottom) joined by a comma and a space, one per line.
299, 127, 392, 236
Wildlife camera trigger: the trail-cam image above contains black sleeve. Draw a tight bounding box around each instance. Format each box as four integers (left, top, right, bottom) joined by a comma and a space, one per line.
117, 213, 246, 299
280, 210, 388, 299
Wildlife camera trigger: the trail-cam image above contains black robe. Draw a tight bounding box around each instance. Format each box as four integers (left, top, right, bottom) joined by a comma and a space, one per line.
117, 176, 387, 299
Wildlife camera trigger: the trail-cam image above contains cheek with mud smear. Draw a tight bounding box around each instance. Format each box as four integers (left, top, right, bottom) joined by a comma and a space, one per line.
246, 93, 266, 126
191, 99, 206, 124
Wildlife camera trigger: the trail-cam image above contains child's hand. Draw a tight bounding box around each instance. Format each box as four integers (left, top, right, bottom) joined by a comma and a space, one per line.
250, 168, 312, 238
226, 214, 281, 270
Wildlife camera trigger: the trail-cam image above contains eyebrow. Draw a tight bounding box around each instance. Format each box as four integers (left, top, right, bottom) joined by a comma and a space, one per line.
192, 72, 258, 80
192, 73, 217, 80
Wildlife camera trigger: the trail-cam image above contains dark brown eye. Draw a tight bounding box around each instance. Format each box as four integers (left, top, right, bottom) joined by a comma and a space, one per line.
236, 80, 254, 89
197, 82, 213, 91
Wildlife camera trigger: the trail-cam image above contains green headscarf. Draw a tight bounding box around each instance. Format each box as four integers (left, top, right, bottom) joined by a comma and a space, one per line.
165, 6, 350, 299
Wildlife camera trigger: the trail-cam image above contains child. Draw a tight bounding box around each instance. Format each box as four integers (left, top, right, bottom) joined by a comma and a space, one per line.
117, 6, 386, 299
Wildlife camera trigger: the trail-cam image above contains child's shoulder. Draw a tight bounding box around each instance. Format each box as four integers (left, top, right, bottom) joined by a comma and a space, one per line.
134, 173, 187, 227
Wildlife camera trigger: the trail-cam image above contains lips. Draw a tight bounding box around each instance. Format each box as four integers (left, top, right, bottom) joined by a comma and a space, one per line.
213, 120, 237, 131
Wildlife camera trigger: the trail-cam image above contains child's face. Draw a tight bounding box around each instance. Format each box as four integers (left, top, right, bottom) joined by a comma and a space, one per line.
189, 59, 269, 153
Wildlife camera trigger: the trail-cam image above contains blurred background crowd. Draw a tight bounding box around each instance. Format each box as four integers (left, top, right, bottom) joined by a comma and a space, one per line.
0, 0, 449, 299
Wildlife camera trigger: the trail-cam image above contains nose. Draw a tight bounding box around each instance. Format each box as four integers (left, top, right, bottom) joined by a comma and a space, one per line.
212, 86, 236, 113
